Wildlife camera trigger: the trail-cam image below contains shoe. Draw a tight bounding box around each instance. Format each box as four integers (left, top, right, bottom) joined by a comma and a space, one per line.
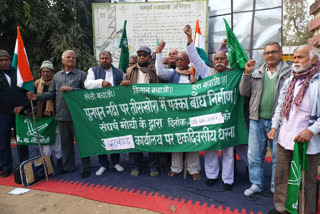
114, 164, 124, 172
96, 167, 107, 176
55, 158, 64, 174
206, 178, 218, 186
130, 169, 140, 176
224, 183, 232, 191
270, 186, 274, 193
150, 170, 159, 177
267, 209, 281, 214
0, 170, 11, 178
244, 184, 262, 196
81, 170, 91, 178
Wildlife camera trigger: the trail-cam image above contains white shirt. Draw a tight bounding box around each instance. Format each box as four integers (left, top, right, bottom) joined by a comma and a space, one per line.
266, 63, 281, 79
84, 67, 114, 89
155, 53, 197, 83
4, 73, 11, 87
137, 69, 150, 84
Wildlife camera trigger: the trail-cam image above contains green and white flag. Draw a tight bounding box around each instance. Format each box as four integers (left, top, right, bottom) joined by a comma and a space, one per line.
119, 20, 129, 73
285, 142, 309, 214
63, 70, 248, 158
15, 114, 56, 145
223, 19, 249, 70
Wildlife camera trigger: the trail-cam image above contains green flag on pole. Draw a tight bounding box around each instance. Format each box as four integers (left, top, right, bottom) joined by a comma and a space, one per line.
119, 20, 129, 73
285, 142, 309, 214
15, 114, 56, 145
223, 19, 249, 70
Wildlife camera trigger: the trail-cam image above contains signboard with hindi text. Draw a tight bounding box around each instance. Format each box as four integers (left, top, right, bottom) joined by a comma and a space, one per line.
92, 0, 208, 66
64, 70, 248, 158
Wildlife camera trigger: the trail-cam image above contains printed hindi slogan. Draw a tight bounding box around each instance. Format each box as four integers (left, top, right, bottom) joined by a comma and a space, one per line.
64, 70, 248, 158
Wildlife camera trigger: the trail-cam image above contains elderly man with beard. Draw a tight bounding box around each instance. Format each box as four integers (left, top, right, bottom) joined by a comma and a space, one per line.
121, 46, 161, 177
155, 40, 201, 181
266, 45, 320, 214
184, 25, 235, 190
28, 50, 91, 178
240, 42, 292, 196
84, 51, 124, 175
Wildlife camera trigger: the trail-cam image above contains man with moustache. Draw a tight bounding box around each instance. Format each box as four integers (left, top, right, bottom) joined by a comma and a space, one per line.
27, 50, 91, 178
155, 40, 201, 181
184, 25, 235, 190
266, 45, 320, 214
121, 46, 161, 177
84, 51, 124, 175
240, 42, 292, 196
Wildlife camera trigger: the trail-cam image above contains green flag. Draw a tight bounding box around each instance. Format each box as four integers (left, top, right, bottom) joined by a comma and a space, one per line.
119, 20, 129, 73
223, 19, 249, 70
15, 114, 56, 145
285, 142, 309, 213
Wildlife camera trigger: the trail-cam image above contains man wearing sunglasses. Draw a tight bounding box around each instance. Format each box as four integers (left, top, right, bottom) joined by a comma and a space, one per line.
121, 46, 161, 177
240, 42, 292, 197
155, 40, 201, 181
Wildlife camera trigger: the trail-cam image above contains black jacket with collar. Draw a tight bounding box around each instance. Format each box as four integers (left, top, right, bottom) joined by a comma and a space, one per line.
0, 67, 28, 115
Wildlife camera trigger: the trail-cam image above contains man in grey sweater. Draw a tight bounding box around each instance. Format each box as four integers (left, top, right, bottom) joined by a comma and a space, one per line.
240, 42, 292, 196
27, 50, 90, 178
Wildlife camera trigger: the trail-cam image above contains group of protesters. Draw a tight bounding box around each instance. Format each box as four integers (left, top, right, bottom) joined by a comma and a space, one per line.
1, 24, 320, 213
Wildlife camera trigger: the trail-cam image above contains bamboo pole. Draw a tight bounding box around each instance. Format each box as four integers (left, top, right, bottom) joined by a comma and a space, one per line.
30, 100, 49, 182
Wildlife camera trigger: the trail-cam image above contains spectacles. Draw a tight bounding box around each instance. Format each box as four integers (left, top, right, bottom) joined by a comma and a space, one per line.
176, 58, 185, 62
263, 50, 281, 56
137, 53, 149, 57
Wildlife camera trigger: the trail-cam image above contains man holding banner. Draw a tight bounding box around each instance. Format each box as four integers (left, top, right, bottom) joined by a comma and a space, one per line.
0, 50, 28, 177
267, 45, 320, 214
84, 50, 124, 175
184, 25, 234, 190
121, 46, 161, 177
27, 50, 91, 178
155, 40, 201, 181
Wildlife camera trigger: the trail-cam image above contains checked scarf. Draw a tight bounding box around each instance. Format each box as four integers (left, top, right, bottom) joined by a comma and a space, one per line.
280, 63, 320, 120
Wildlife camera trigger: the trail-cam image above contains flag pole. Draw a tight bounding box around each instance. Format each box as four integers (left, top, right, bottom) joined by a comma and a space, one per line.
119, 46, 123, 68
30, 100, 49, 182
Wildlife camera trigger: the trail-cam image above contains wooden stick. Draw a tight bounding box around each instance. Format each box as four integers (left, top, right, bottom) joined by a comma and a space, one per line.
301, 170, 305, 214
30, 100, 49, 182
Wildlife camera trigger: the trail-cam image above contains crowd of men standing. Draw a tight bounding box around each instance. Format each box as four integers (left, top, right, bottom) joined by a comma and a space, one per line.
0, 24, 320, 213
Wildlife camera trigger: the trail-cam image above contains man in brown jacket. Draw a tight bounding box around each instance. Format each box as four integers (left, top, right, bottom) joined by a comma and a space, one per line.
121, 46, 161, 177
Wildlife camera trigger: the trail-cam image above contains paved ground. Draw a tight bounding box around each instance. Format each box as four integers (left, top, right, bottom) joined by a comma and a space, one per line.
0, 185, 158, 214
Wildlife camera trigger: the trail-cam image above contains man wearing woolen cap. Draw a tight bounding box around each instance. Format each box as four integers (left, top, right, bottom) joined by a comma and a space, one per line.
0, 50, 29, 177
121, 46, 161, 177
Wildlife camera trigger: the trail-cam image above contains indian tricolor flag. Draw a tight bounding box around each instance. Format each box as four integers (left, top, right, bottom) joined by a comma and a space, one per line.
194, 20, 209, 66
12, 26, 34, 92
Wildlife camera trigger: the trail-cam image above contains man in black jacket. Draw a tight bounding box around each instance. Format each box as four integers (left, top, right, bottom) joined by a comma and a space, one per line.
0, 50, 28, 177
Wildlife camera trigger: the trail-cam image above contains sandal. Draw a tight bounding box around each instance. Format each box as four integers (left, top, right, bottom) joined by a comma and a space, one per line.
168, 171, 177, 176
192, 173, 201, 181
